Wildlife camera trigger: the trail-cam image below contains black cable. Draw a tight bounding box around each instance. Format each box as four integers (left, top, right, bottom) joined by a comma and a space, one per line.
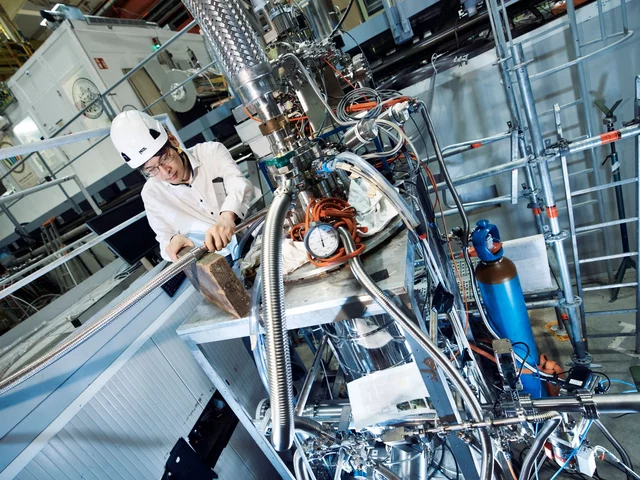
411, 115, 429, 157
328, 0, 355, 38
611, 413, 632, 419
511, 341, 531, 381
426, 443, 446, 480
592, 371, 611, 392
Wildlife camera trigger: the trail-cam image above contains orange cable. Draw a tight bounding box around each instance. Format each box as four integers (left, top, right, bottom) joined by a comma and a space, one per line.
322, 57, 357, 90
423, 163, 469, 332
243, 106, 262, 123
291, 197, 367, 267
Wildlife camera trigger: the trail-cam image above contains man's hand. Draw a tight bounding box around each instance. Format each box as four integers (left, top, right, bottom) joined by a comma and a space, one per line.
166, 234, 195, 262
205, 211, 236, 252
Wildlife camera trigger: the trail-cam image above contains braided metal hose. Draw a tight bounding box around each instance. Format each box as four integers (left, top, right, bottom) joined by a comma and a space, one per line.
0, 246, 208, 396
181, 0, 267, 80
261, 191, 295, 451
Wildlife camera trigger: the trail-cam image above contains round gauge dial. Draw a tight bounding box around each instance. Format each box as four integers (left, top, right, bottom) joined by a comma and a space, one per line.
304, 222, 340, 259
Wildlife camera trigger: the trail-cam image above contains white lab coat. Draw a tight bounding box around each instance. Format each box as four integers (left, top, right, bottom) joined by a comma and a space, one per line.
141, 142, 256, 261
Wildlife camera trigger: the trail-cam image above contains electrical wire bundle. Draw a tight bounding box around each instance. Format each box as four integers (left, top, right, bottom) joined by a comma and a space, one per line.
290, 197, 367, 267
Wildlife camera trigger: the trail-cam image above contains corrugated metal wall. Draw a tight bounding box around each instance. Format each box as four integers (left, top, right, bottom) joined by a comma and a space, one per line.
14, 290, 276, 479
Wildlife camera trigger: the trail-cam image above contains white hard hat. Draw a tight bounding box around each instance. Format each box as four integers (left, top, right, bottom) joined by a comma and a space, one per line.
110, 110, 168, 169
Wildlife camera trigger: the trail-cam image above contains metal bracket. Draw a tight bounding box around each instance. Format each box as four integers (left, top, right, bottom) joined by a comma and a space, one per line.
576, 390, 599, 419
381, 0, 414, 45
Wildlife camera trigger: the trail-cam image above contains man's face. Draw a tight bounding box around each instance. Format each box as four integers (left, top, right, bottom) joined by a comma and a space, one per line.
141, 144, 185, 184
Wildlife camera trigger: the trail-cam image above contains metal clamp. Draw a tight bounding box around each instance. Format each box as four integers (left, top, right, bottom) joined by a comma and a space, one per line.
576, 390, 599, 419
558, 296, 583, 309
545, 230, 570, 243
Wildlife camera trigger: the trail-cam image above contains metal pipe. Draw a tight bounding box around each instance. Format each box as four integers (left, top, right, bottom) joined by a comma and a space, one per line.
293, 449, 309, 480
0, 212, 147, 301
512, 44, 544, 157
594, 419, 634, 480
0, 175, 80, 204
35, 151, 81, 214
566, 123, 640, 156
529, 30, 633, 81
294, 416, 336, 444
338, 227, 493, 480
295, 336, 329, 416
0, 245, 209, 396
531, 393, 640, 414
374, 463, 402, 480
261, 190, 295, 451
565, 0, 614, 282
72, 176, 102, 215
519, 412, 561, 480
513, 42, 589, 363
0, 128, 110, 167
1, 232, 95, 285
634, 75, 640, 353
250, 268, 270, 392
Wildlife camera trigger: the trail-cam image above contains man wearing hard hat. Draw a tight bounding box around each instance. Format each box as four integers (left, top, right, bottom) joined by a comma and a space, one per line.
110, 110, 255, 262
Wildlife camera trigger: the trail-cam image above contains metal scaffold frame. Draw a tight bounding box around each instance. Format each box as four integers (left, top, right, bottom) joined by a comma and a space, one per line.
484, 0, 639, 356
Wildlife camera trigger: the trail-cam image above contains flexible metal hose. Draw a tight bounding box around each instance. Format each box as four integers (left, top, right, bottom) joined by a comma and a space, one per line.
293, 448, 310, 480
338, 227, 493, 480
250, 268, 270, 392
294, 416, 337, 444
519, 412, 561, 480
261, 191, 295, 451
0, 246, 208, 396
594, 419, 634, 480
181, 0, 267, 79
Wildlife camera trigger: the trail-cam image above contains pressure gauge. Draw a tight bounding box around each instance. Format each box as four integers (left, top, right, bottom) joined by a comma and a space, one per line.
304, 222, 340, 259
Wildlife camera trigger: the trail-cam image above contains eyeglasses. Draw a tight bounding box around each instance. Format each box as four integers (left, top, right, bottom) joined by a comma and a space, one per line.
142, 144, 174, 176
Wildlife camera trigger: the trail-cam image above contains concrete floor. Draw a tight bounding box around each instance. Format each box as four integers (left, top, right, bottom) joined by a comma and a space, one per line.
529, 274, 640, 479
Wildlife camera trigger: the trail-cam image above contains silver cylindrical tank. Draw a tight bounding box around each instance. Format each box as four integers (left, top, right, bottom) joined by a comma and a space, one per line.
322, 314, 412, 380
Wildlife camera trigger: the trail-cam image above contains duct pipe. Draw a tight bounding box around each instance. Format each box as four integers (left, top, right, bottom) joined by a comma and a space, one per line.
181, 0, 291, 156
261, 190, 295, 451
338, 227, 493, 480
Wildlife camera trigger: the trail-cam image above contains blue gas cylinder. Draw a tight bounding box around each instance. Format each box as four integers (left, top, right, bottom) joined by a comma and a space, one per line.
472, 220, 543, 396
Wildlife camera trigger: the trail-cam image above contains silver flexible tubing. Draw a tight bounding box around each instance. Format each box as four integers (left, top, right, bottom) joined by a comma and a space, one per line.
0, 246, 208, 396
0, 209, 268, 396
338, 227, 493, 480
261, 190, 295, 451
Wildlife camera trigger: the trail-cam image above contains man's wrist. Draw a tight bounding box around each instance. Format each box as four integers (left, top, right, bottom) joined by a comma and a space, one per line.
220, 211, 237, 222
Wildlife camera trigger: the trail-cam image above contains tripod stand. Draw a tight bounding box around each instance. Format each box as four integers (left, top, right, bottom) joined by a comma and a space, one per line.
595, 99, 637, 302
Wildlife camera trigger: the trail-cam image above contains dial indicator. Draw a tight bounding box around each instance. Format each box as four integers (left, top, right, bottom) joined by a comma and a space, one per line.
304, 222, 340, 259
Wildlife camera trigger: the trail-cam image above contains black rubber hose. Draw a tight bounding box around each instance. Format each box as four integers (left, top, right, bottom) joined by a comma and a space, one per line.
594, 419, 634, 480
328, 0, 355, 38
519, 413, 561, 480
